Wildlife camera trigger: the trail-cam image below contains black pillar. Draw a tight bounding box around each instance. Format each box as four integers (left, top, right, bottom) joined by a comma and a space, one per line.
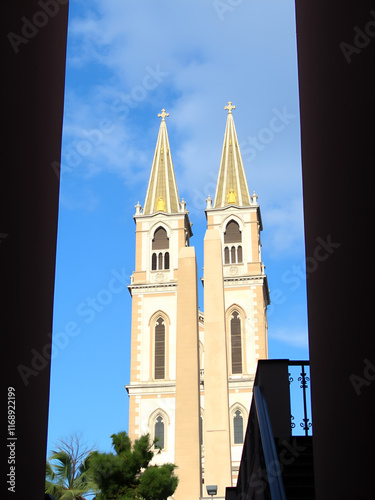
295, 1, 375, 499
1, 1, 69, 498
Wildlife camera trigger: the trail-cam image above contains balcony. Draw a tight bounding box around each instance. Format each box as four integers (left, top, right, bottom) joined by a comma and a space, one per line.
226, 360, 314, 500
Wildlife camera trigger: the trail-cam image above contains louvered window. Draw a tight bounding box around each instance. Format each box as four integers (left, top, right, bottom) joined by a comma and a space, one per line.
152, 253, 157, 270
154, 416, 165, 449
152, 227, 169, 250
231, 312, 242, 374
224, 247, 230, 264
154, 318, 165, 379
237, 246, 243, 263
164, 252, 170, 270
151, 251, 169, 271
224, 220, 242, 243
233, 410, 244, 444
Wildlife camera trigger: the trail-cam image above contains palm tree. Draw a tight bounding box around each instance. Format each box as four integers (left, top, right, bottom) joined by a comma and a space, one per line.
45, 434, 98, 499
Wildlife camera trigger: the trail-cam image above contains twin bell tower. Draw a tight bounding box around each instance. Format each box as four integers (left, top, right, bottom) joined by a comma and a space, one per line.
126, 103, 270, 500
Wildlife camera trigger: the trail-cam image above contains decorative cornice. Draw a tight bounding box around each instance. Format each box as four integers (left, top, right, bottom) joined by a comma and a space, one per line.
125, 381, 176, 395
128, 281, 177, 294
223, 275, 267, 285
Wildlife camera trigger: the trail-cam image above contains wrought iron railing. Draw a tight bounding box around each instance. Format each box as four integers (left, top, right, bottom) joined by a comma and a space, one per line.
288, 361, 312, 436
226, 359, 313, 500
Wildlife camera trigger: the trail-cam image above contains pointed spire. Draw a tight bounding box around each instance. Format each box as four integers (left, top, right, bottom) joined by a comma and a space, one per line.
143, 109, 181, 215
213, 102, 251, 208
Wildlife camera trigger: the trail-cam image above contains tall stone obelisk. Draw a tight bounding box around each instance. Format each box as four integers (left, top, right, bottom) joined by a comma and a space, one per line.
203, 229, 232, 496
175, 246, 202, 500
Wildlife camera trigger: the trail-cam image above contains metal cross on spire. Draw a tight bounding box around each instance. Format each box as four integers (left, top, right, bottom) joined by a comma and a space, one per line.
158, 108, 169, 121
224, 101, 236, 114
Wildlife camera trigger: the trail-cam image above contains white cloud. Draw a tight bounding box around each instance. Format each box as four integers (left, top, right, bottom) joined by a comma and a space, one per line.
59, 189, 99, 212
269, 326, 309, 349
61, 0, 302, 220
262, 196, 305, 257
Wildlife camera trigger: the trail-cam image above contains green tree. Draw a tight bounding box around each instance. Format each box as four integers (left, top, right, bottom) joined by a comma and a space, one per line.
88, 431, 178, 500
45, 433, 98, 499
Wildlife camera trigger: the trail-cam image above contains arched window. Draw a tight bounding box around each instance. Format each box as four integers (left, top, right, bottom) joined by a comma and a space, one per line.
154, 415, 165, 449
237, 246, 243, 263
152, 227, 169, 250
154, 317, 165, 379
151, 227, 170, 271
164, 252, 170, 270
223, 220, 243, 264
231, 311, 242, 374
151, 253, 157, 270
231, 246, 236, 263
233, 410, 244, 444
224, 247, 230, 264
158, 252, 163, 270
224, 220, 242, 244
149, 409, 169, 452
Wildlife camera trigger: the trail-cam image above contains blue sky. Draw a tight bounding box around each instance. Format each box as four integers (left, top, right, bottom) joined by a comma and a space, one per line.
47, 0, 308, 456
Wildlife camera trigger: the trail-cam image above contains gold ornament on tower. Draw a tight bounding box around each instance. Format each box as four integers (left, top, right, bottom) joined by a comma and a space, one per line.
156, 196, 166, 212
227, 188, 237, 204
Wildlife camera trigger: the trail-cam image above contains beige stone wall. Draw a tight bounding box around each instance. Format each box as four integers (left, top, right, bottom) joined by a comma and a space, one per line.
203, 229, 232, 496
174, 247, 202, 500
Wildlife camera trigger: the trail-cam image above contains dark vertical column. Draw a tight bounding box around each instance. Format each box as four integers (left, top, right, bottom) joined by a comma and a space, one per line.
1, 1, 69, 498
255, 360, 291, 440
295, 1, 375, 499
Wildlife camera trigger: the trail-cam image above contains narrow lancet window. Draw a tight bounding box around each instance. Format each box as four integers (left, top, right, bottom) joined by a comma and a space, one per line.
154, 416, 165, 449
154, 317, 165, 379
237, 245, 243, 263
224, 247, 230, 264
164, 252, 170, 270
152, 253, 157, 270
231, 246, 236, 263
231, 311, 242, 374
233, 410, 244, 444
158, 252, 163, 270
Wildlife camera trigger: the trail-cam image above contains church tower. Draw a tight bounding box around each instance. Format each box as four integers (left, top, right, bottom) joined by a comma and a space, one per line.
127, 103, 270, 498
203, 102, 270, 486
126, 109, 194, 469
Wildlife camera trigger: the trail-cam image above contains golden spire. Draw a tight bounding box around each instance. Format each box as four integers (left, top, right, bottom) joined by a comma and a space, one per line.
213, 102, 250, 208
143, 109, 181, 215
